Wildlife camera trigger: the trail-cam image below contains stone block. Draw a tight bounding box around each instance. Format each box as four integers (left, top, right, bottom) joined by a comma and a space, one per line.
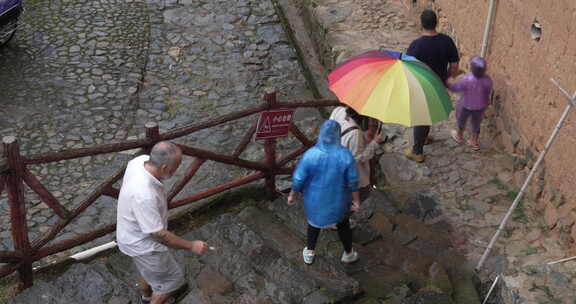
401, 289, 454, 304
369, 212, 393, 236
196, 267, 234, 295
379, 153, 431, 185
427, 262, 453, 297
544, 203, 559, 229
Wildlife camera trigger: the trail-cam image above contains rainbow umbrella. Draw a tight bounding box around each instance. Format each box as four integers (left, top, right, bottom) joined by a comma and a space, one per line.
328, 50, 452, 126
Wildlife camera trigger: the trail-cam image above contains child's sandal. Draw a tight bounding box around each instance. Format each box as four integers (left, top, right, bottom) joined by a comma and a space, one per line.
451, 130, 464, 144
467, 140, 480, 151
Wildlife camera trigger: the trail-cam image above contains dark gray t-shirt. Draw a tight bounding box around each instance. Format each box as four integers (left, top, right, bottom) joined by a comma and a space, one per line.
407, 33, 459, 83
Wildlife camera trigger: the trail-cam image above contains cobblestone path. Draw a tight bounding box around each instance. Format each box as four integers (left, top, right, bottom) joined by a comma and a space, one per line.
0, 0, 318, 265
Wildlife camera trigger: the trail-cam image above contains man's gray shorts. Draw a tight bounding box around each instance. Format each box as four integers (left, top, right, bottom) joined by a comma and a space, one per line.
132, 250, 186, 295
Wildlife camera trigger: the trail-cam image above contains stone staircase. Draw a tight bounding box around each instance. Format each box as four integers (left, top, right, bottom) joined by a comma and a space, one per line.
9, 189, 480, 304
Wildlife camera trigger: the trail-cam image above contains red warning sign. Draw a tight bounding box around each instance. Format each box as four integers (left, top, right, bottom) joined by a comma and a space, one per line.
255, 109, 295, 140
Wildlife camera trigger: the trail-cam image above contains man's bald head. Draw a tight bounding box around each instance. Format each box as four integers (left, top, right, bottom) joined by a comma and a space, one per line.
149, 142, 182, 179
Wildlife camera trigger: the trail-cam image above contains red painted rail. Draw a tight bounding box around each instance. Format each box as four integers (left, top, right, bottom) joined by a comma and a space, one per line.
0, 92, 339, 290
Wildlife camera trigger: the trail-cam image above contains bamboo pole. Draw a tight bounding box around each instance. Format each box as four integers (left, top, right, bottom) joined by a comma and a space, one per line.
547, 256, 576, 265
480, 0, 497, 58
476, 79, 576, 272
482, 275, 500, 304
3, 136, 33, 289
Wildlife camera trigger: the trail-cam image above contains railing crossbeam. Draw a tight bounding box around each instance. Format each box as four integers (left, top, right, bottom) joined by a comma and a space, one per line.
0, 95, 339, 291
290, 124, 315, 148
177, 144, 268, 171
21, 168, 71, 219
232, 121, 257, 159
168, 158, 206, 202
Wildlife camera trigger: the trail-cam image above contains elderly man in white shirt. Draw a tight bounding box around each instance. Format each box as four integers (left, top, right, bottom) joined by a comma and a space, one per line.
117, 141, 208, 304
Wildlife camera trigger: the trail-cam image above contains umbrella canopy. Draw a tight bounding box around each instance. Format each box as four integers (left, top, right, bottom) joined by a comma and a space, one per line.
328, 50, 453, 127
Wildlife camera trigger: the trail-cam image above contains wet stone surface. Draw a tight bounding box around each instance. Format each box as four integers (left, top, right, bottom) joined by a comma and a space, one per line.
300, 0, 576, 302
0, 0, 319, 265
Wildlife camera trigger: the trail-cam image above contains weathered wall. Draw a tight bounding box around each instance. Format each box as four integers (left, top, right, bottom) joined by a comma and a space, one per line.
409, 0, 576, 242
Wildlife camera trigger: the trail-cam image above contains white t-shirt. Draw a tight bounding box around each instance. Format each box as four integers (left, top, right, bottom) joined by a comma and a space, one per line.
329, 107, 378, 188
116, 155, 168, 256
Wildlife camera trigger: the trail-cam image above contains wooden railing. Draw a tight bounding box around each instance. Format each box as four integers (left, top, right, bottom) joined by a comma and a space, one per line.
0, 92, 339, 289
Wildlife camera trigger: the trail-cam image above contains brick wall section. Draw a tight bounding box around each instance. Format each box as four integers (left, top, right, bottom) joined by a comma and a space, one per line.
409, 0, 576, 242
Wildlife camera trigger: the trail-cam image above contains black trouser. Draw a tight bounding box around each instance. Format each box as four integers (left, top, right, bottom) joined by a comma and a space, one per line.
307, 218, 353, 253
412, 125, 430, 155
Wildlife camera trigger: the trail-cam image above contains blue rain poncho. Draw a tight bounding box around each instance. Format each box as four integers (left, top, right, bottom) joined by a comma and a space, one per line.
292, 120, 359, 228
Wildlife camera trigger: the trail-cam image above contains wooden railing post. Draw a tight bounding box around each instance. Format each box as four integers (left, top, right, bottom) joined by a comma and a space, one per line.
263, 91, 278, 193
145, 122, 160, 154
3, 136, 33, 290
264, 138, 277, 193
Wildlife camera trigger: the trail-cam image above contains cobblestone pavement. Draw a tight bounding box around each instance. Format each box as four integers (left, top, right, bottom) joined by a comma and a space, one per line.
0, 0, 319, 265
304, 0, 576, 302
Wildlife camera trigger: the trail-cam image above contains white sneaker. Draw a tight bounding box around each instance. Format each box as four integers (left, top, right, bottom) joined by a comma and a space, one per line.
341, 249, 359, 264
303, 247, 315, 265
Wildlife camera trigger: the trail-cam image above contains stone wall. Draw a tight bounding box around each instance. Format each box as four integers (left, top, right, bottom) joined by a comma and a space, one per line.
408, 0, 576, 244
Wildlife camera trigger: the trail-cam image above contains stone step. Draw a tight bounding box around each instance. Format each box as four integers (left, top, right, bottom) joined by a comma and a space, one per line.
180, 213, 351, 303
182, 214, 323, 303
366, 210, 480, 304
261, 196, 380, 247
237, 205, 361, 301
10, 263, 141, 304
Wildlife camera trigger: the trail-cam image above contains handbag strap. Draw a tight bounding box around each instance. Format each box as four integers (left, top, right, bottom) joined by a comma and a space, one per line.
341, 126, 359, 137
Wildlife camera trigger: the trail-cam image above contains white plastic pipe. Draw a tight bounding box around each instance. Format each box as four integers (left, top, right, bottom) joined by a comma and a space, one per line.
69, 241, 117, 261
480, 0, 497, 57
547, 256, 576, 265
482, 275, 500, 304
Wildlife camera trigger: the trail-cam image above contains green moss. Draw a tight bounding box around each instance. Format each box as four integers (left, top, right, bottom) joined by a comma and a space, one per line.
521, 247, 538, 256
511, 197, 528, 223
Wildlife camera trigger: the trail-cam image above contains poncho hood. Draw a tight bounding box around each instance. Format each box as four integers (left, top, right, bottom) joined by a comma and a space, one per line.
316, 120, 341, 152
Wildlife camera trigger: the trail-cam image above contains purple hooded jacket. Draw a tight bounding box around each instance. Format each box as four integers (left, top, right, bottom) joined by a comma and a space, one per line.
448, 57, 493, 111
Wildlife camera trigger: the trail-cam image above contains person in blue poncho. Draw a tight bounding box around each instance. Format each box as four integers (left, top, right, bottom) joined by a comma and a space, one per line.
287, 120, 361, 265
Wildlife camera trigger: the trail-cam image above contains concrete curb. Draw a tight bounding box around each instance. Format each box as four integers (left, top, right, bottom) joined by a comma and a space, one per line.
270, 0, 336, 101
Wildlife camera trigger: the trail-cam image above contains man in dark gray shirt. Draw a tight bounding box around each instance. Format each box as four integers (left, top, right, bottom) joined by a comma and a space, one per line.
404, 9, 460, 163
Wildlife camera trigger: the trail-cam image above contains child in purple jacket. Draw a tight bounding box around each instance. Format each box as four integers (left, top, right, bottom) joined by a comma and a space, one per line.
448, 56, 493, 150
